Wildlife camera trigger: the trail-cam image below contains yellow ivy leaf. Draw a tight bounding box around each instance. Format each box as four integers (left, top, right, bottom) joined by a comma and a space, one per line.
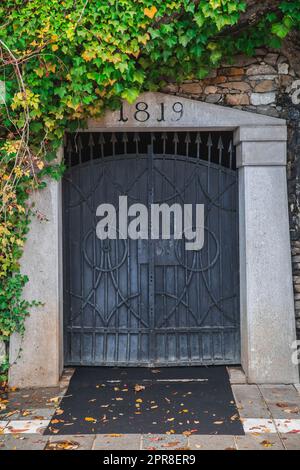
35, 68, 44, 78
52, 44, 59, 52
144, 6, 157, 18
84, 417, 97, 423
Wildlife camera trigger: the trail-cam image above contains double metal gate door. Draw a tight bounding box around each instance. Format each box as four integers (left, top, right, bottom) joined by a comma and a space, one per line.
63, 131, 240, 366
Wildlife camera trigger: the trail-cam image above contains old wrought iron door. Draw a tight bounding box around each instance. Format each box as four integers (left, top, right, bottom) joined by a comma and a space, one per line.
63, 132, 240, 366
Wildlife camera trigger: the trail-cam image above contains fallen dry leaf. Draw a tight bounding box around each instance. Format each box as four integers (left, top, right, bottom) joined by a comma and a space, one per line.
46, 440, 79, 451
48, 396, 61, 404
48, 427, 59, 434
134, 384, 145, 392
84, 417, 97, 423
260, 440, 274, 448
230, 414, 239, 421
283, 407, 299, 414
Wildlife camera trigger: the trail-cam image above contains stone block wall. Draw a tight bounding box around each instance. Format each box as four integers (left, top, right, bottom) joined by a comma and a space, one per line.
161, 45, 300, 337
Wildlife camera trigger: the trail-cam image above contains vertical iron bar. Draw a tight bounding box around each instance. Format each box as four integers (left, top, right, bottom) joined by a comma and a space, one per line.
99, 133, 105, 158
195, 132, 201, 159
148, 143, 155, 364
111, 132, 117, 157
78, 135, 83, 165
228, 140, 233, 169
218, 136, 225, 360
88, 133, 94, 161
185, 131, 191, 157
173, 132, 179, 155
122, 132, 128, 154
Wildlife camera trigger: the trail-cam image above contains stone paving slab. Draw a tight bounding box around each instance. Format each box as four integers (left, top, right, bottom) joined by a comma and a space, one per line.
231, 385, 271, 419
235, 433, 284, 450
93, 434, 141, 450
4, 419, 49, 434
0, 421, 8, 432
142, 434, 188, 450
9, 408, 55, 421
280, 434, 300, 450
241, 418, 277, 433
1, 387, 64, 411
188, 435, 236, 450
259, 385, 300, 419
0, 434, 48, 450
45, 434, 95, 450
274, 418, 300, 433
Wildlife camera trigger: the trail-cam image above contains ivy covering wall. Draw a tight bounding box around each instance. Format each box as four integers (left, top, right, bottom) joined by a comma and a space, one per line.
1, 0, 300, 380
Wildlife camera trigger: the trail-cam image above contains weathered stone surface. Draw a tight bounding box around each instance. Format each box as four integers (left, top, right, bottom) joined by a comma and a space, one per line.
180, 82, 202, 94
219, 67, 245, 76
161, 83, 179, 93
254, 80, 276, 93
46, 435, 95, 450
219, 81, 251, 92
227, 367, 247, 384
143, 434, 187, 450
204, 85, 218, 94
188, 435, 236, 450
94, 434, 141, 450
226, 94, 250, 106
208, 75, 227, 84
232, 385, 271, 419
223, 55, 257, 67
235, 434, 284, 451
255, 106, 280, 118
0, 434, 48, 450
250, 74, 277, 81
280, 434, 300, 450
278, 63, 289, 75
250, 92, 276, 106
205, 94, 221, 103
238, 161, 298, 384
264, 53, 279, 66
9, 179, 63, 388
247, 64, 277, 76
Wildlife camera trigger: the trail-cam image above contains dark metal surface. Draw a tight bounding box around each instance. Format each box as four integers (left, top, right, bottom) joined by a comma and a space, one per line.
63, 132, 239, 366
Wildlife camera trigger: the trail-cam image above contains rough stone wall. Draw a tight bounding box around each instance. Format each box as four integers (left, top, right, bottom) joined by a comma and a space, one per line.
161, 45, 300, 337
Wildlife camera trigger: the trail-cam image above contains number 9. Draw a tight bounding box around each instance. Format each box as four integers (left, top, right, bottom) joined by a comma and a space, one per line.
172, 102, 183, 121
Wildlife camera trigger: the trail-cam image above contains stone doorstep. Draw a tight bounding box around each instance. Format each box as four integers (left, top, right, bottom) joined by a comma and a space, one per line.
227, 366, 247, 384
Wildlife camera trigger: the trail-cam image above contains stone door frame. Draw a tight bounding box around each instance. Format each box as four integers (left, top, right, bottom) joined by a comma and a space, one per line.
9, 93, 300, 387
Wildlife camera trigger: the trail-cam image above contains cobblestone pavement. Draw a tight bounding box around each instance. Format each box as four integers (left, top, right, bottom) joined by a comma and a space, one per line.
0, 367, 300, 451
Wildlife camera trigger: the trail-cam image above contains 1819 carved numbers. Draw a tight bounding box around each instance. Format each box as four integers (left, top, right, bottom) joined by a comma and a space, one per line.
118, 101, 184, 123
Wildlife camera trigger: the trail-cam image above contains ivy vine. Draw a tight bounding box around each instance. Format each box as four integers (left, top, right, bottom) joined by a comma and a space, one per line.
0, 0, 300, 381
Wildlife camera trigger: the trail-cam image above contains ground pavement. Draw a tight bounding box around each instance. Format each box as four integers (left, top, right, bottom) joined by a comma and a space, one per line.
0, 367, 300, 450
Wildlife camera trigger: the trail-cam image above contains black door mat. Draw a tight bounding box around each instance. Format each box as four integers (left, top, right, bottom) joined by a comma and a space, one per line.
44, 366, 244, 435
